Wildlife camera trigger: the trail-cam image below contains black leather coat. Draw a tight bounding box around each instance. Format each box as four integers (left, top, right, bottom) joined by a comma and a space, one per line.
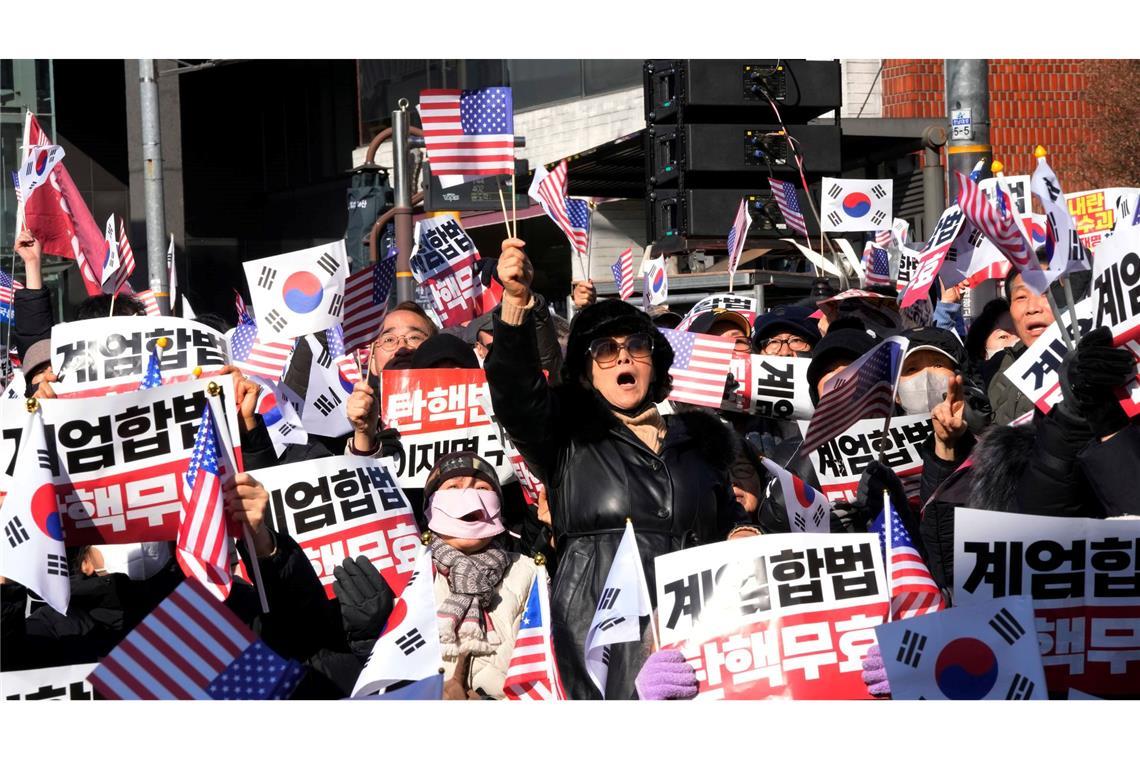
485, 311, 745, 699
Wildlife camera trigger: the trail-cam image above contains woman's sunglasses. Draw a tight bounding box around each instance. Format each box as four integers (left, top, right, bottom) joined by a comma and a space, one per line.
586, 333, 653, 367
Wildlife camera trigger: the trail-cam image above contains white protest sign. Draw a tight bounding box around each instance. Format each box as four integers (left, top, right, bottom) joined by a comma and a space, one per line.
51, 316, 230, 397
381, 368, 515, 489
1091, 224, 1140, 343
0, 375, 244, 545
655, 533, 888, 700
953, 508, 1140, 697
249, 455, 420, 600
796, 414, 933, 505
0, 663, 97, 701
1005, 297, 1095, 414
721, 354, 814, 421
875, 595, 1047, 700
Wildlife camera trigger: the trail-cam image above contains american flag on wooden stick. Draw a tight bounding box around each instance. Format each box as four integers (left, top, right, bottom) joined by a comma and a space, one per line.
503, 566, 566, 700
419, 88, 515, 179
872, 497, 945, 619
342, 242, 397, 353
529, 159, 590, 256
769, 178, 808, 237
177, 403, 232, 602
611, 247, 635, 301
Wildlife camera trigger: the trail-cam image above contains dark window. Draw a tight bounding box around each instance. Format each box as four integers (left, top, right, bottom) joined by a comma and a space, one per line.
583, 60, 641, 96
508, 60, 582, 111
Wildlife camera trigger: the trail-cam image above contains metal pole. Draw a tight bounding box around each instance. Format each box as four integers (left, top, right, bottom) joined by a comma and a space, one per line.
139, 59, 169, 315
945, 59, 991, 203
921, 126, 947, 235
392, 101, 415, 303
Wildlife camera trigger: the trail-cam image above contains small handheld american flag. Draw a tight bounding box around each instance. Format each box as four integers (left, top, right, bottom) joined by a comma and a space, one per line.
419, 87, 515, 178
0, 269, 25, 324
871, 496, 945, 620
611, 247, 634, 301
230, 319, 295, 384
769, 178, 808, 237
138, 349, 163, 390
529, 159, 590, 256
177, 403, 232, 602
658, 327, 736, 409
799, 335, 908, 453
956, 170, 1045, 293
342, 242, 397, 353
861, 242, 891, 287
111, 217, 136, 296
726, 198, 752, 285
87, 579, 304, 700
503, 566, 566, 700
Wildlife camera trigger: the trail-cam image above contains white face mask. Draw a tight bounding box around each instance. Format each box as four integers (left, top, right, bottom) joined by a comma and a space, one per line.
93, 542, 173, 580
896, 370, 951, 416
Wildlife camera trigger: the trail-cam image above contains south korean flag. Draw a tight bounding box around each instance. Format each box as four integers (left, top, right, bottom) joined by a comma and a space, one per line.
248, 375, 307, 457
299, 334, 354, 438
99, 213, 121, 295
0, 408, 69, 615
243, 240, 348, 341
821, 178, 894, 233
874, 595, 1046, 700
352, 546, 443, 697
584, 521, 654, 699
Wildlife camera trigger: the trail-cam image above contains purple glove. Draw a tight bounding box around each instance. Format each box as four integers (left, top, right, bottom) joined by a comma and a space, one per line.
861, 644, 891, 698
635, 648, 699, 701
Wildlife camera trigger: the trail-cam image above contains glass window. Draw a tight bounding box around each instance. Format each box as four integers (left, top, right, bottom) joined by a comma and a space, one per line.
508, 60, 582, 111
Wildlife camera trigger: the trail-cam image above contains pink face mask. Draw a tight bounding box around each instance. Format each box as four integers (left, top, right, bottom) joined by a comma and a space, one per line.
427, 489, 504, 540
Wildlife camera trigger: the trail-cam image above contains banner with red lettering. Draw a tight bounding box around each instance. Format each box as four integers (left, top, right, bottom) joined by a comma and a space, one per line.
380, 368, 515, 488
0, 375, 243, 544
251, 455, 420, 599
1091, 225, 1140, 417
654, 533, 888, 699
954, 508, 1140, 697
51, 317, 230, 397
410, 217, 502, 328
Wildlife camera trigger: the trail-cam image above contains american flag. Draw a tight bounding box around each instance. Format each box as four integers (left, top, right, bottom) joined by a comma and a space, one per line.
874, 229, 892, 247
87, 579, 304, 700
861, 243, 891, 287
419, 87, 515, 178
342, 243, 397, 353
871, 498, 946, 619
10, 171, 21, 203
138, 350, 163, 390
529, 159, 590, 256
235, 290, 251, 325
111, 218, 136, 295
325, 324, 363, 386
658, 327, 736, 408
800, 336, 908, 453
230, 319, 295, 383
726, 197, 752, 279
611, 247, 634, 301
0, 269, 25, 311
955, 170, 1038, 279
134, 289, 160, 316
177, 403, 232, 602
769, 178, 808, 237
503, 566, 566, 700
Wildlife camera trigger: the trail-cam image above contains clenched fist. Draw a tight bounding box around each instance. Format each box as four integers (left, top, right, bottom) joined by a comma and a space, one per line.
497, 238, 533, 308
346, 381, 379, 452
571, 279, 596, 310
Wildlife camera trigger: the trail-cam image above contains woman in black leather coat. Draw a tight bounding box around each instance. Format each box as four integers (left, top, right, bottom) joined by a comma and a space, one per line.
484, 238, 747, 699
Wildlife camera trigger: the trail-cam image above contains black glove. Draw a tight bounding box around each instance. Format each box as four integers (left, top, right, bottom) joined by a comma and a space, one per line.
332, 556, 395, 661
853, 460, 909, 530
961, 378, 994, 436
1059, 326, 1133, 437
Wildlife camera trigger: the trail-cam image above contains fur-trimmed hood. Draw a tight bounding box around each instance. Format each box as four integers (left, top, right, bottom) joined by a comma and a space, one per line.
551, 382, 738, 473
966, 424, 1036, 511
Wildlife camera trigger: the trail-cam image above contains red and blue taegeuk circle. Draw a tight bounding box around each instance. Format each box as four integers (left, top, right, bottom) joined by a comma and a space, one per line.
1028, 220, 1047, 245
792, 476, 819, 509
651, 268, 665, 292
934, 637, 999, 699
281, 271, 324, 314
31, 484, 64, 541
35, 151, 51, 176
257, 390, 283, 427
842, 192, 872, 218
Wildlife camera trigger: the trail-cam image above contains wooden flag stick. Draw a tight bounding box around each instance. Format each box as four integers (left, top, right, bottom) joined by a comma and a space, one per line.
497, 178, 514, 241
510, 172, 518, 239
883, 488, 893, 623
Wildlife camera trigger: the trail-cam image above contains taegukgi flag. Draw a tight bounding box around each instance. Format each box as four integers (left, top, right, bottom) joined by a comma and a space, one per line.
243, 240, 348, 341
821, 178, 893, 233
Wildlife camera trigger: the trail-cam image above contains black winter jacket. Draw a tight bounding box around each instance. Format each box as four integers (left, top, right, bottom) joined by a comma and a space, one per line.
13, 287, 53, 359
485, 310, 745, 700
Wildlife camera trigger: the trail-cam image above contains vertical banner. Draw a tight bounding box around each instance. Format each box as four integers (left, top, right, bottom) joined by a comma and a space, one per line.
655, 533, 888, 700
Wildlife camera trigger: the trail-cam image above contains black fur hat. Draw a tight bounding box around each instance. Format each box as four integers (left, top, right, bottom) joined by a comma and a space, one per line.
562, 299, 675, 403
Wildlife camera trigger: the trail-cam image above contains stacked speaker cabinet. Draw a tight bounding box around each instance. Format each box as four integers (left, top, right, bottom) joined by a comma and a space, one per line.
643, 60, 842, 248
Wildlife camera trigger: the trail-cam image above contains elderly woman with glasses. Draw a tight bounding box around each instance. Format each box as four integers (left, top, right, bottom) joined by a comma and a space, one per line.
484, 238, 748, 700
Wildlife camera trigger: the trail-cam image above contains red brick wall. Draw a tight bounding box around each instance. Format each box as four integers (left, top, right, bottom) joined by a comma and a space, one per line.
882, 59, 1096, 180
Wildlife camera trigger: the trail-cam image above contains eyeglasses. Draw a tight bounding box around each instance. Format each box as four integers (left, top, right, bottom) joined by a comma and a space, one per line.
732, 338, 753, 354
759, 336, 811, 354
376, 332, 427, 351
587, 333, 653, 367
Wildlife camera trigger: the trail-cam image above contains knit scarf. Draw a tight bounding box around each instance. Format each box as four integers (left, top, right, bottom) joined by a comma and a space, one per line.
430, 535, 510, 659
613, 405, 667, 453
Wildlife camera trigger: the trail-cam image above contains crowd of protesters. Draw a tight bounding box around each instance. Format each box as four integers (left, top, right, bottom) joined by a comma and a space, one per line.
2, 226, 1138, 701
